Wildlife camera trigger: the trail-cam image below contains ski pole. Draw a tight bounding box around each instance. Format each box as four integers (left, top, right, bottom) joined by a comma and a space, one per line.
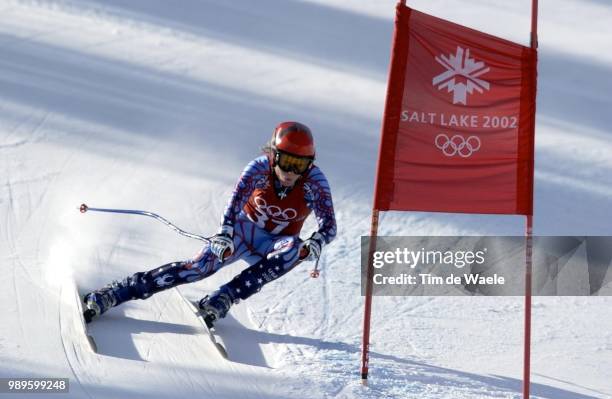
310, 257, 321, 279
297, 243, 321, 278
78, 203, 212, 243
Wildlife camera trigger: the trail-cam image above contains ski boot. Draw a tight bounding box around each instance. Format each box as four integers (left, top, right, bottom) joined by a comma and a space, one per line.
198, 287, 237, 328
82, 281, 124, 323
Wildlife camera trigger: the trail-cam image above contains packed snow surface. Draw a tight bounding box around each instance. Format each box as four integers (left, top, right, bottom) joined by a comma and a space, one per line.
1, 0, 611, 398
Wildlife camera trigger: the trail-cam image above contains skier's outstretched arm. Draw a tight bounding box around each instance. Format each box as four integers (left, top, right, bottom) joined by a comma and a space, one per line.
210, 157, 269, 260
303, 166, 337, 261
221, 156, 269, 228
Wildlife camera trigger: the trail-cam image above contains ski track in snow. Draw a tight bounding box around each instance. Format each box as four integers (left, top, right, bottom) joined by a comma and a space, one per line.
58, 283, 95, 399
1, 0, 612, 398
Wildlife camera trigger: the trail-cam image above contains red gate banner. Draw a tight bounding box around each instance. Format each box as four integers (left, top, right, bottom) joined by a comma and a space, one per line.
375, 4, 537, 215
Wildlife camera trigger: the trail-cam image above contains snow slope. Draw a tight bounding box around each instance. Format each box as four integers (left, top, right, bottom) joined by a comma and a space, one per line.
1, 0, 611, 398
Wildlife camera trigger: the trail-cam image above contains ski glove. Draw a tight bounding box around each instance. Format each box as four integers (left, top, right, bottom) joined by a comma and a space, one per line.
210, 225, 234, 261
303, 232, 325, 262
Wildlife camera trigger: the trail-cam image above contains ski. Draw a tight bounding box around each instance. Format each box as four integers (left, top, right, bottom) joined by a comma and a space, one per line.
72, 283, 98, 353
175, 289, 228, 359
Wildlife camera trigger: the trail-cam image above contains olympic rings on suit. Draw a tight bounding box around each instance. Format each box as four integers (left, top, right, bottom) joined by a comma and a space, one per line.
253, 197, 297, 220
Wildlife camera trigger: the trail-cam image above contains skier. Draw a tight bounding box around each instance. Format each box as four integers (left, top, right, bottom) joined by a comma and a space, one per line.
84, 121, 337, 326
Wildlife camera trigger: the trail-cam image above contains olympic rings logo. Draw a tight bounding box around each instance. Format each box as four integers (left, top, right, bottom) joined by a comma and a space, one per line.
254, 197, 297, 221
435, 134, 481, 158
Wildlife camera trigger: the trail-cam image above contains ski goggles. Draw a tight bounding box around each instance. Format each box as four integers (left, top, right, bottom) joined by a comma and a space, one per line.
274, 151, 313, 175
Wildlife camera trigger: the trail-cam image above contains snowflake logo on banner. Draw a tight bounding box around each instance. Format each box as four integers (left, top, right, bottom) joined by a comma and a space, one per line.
432, 46, 490, 105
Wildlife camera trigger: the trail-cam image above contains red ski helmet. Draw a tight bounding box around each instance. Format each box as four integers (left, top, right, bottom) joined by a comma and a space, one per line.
271, 121, 315, 158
